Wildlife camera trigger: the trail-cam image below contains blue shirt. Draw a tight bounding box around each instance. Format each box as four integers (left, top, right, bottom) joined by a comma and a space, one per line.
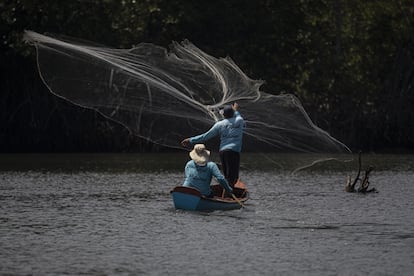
190, 111, 244, 152
183, 160, 233, 196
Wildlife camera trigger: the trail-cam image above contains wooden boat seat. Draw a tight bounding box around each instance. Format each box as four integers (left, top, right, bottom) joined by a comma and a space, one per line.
211, 184, 248, 199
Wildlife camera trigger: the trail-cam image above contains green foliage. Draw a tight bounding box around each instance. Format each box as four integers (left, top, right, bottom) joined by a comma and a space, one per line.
1, 0, 413, 152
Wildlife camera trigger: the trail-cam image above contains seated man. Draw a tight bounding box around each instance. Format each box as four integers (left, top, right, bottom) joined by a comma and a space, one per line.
183, 144, 233, 197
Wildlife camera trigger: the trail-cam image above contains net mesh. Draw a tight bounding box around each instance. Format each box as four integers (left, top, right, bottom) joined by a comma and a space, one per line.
24, 31, 351, 169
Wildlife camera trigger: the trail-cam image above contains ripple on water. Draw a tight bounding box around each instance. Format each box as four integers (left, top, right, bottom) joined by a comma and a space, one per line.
1, 161, 414, 275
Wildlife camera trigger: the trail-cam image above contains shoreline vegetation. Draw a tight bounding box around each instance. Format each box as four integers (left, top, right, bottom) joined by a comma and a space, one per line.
1, 152, 413, 173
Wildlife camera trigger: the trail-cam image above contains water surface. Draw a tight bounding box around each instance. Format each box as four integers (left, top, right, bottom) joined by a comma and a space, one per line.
0, 154, 413, 275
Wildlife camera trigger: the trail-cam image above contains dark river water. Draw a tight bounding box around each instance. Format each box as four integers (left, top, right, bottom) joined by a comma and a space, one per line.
0, 153, 413, 275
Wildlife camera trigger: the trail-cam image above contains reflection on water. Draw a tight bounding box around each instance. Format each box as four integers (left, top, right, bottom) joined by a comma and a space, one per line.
0, 154, 413, 275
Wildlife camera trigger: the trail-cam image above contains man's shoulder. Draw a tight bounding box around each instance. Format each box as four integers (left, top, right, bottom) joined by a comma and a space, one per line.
216, 119, 228, 125
186, 160, 195, 167
235, 115, 244, 121
207, 161, 218, 168
214, 119, 230, 129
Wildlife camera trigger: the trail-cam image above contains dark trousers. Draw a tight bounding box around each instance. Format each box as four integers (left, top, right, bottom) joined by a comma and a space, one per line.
219, 150, 240, 187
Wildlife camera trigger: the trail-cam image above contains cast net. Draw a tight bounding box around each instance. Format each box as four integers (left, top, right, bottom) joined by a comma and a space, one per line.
24, 31, 351, 170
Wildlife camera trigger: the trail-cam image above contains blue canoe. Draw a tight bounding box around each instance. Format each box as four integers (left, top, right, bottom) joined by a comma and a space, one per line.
171, 181, 249, 211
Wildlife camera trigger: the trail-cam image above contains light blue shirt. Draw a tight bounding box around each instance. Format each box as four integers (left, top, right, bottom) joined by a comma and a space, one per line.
189, 111, 244, 152
183, 160, 233, 196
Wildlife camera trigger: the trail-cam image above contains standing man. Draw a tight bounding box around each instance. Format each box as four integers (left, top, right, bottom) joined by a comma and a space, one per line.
181, 102, 244, 187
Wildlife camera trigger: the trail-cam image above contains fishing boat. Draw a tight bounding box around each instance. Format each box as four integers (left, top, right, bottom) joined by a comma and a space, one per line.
171, 180, 249, 211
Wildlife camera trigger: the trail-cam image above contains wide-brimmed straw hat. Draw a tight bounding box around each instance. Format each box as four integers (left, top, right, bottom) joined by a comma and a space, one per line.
189, 144, 210, 166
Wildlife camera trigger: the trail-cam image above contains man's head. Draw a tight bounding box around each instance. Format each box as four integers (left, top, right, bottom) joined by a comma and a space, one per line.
222, 105, 234, 119
189, 144, 210, 166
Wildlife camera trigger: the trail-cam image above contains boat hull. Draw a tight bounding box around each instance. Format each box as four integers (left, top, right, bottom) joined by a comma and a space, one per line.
171, 182, 249, 211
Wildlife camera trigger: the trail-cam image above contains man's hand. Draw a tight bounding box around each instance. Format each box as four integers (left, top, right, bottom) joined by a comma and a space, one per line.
181, 138, 190, 147
232, 102, 239, 111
